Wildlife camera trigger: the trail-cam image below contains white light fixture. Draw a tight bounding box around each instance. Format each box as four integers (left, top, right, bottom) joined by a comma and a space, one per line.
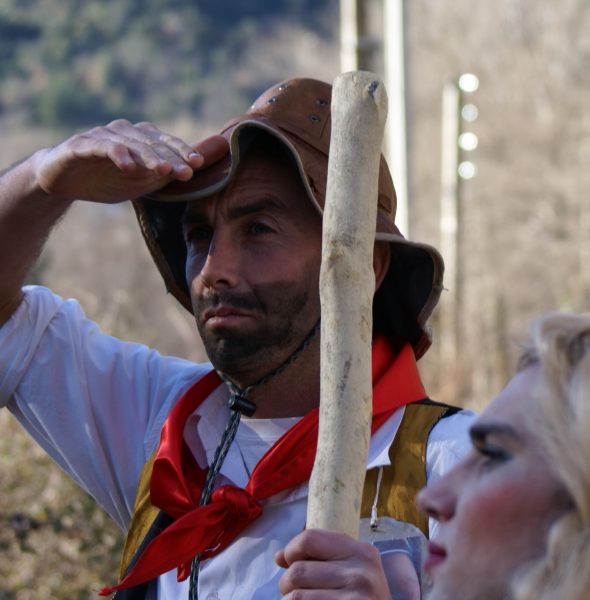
461, 103, 479, 122
458, 132, 478, 151
458, 73, 479, 93
458, 160, 478, 179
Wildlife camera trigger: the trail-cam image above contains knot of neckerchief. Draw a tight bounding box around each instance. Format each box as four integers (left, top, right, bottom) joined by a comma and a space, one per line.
188, 318, 320, 600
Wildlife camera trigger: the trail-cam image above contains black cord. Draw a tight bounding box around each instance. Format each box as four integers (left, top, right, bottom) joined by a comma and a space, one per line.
188, 319, 320, 599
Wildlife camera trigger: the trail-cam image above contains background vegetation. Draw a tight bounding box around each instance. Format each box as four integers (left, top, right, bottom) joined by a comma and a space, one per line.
0, 0, 334, 128
1, 0, 589, 596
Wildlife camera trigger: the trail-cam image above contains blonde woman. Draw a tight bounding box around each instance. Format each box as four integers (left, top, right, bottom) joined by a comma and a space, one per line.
418, 312, 590, 599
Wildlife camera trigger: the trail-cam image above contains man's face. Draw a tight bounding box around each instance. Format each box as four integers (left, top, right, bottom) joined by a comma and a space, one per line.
183, 151, 323, 385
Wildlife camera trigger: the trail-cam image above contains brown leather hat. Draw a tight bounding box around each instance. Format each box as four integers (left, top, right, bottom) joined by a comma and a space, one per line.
134, 77, 444, 358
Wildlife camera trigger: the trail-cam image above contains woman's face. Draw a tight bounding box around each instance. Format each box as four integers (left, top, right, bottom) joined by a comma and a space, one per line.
418, 365, 570, 599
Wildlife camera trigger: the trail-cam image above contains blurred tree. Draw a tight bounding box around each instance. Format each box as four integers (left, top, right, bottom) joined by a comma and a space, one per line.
0, 0, 336, 127
0, 16, 40, 75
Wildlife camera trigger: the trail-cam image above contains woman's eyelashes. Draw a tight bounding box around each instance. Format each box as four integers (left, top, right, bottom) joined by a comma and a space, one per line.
475, 441, 511, 470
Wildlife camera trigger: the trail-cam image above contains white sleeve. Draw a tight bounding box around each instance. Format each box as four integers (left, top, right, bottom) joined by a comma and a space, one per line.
0, 286, 210, 530
425, 408, 477, 537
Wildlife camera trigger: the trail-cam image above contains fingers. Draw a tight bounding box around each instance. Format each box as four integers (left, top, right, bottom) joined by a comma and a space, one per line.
34, 120, 230, 203
74, 120, 229, 182
281, 529, 363, 565
191, 134, 229, 168
277, 529, 391, 599
101, 119, 197, 180
65, 136, 137, 172
279, 557, 350, 596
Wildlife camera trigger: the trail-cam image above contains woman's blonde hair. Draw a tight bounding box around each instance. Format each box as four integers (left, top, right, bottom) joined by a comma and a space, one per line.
512, 312, 590, 599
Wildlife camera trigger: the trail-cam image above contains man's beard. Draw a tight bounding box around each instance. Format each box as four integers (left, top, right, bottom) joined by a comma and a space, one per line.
195, 281, 318, 382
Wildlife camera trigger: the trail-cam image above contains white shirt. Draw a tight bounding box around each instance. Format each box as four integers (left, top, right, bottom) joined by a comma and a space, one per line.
0, 286, 475, 599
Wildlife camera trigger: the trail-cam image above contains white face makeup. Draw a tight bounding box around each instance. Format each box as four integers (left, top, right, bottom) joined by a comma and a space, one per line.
418, 366, 570, 600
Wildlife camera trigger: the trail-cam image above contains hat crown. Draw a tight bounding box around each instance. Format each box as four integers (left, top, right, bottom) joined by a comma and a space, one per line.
242, 79, 333, 156
222, 77, 396, 230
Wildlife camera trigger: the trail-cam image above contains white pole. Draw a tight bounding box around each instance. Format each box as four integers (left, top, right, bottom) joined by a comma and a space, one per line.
307, 72, 388, 536
340, 0, 359, 71
439, 81, 461, 364
383, 0, 409, 237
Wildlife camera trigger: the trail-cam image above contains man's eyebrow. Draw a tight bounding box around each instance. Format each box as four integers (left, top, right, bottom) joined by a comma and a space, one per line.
182, 197, 288, 223
225, 197, 288, 220
469, 422, 521, 445
182, 205, 206, 224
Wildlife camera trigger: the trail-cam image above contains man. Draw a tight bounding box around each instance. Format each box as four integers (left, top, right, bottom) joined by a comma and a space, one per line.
0, 78, 474, 599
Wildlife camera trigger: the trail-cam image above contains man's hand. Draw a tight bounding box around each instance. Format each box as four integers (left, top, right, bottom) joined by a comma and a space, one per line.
276, 528, 419, 599
0, 119, 228, 325
33, 120, 228, 203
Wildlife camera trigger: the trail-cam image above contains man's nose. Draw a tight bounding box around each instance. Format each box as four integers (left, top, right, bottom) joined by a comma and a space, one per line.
199, 233, 241, 290
416, 479, 456, 523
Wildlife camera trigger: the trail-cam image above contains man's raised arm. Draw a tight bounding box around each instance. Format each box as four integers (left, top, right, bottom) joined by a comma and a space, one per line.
0, 120, 228, 323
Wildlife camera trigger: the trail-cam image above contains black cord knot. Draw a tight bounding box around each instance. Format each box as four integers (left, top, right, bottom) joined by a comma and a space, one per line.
228, 394, 256, 417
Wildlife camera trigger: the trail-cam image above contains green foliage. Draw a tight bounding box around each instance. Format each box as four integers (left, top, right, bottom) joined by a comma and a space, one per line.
0, 16, 40, 76
0, 0, 332, 127
0, 412, 124, 598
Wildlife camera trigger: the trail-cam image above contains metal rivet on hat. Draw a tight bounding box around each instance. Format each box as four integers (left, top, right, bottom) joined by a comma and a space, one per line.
316, 98, 328, 106
308, 114, 321, 122
267, 96, 278, 104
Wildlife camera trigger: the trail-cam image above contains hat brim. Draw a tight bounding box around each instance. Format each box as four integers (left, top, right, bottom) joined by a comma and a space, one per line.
149, 119, 325, 212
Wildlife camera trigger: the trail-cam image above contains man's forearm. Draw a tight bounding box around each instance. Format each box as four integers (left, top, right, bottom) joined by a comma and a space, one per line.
0, 122, 229, 325
0, 151, 72, 324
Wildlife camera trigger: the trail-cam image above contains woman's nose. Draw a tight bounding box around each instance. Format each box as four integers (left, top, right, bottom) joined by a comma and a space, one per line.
417, 479, 457, 523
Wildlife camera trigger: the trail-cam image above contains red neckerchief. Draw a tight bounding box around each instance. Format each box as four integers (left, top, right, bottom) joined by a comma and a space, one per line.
100, 337, 426, 594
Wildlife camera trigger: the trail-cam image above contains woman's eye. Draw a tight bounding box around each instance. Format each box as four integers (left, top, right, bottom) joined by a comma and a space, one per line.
477, 445, 510, 469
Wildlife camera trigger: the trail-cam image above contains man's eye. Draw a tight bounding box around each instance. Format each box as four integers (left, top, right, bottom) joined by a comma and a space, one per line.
185, 225, 211, 244
250, 222, 274, 235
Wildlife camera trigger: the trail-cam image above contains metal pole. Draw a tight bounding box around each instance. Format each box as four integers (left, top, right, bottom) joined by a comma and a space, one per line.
383, 0, 409, 237
580, 198, 590, 297
340, 0, 409, 237
340, 0, 359, 71
439, 81, 461, 364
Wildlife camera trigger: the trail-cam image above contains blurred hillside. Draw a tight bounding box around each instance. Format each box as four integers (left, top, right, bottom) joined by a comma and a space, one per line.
0, 0, 335, 128
1, 0, 589, 596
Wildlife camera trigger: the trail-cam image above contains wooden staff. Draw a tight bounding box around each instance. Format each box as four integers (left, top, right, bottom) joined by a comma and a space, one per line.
307, 71, 388, 536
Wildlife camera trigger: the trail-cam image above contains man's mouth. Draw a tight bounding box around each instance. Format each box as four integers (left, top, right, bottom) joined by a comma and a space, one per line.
423, 541, 447, 573
201, 306, 254, 327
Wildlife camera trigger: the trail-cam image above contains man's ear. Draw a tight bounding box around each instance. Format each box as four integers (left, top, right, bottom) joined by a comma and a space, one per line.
373, 241, 391, 290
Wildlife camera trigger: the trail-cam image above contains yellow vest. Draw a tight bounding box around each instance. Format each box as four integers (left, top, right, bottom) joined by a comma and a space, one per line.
118, 400, 454, 582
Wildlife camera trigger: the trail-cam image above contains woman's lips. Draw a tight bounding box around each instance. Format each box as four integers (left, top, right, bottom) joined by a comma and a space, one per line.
423, 541, 447, 573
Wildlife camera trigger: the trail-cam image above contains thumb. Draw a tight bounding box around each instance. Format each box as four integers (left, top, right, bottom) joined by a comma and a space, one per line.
191, 135, 229, 169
